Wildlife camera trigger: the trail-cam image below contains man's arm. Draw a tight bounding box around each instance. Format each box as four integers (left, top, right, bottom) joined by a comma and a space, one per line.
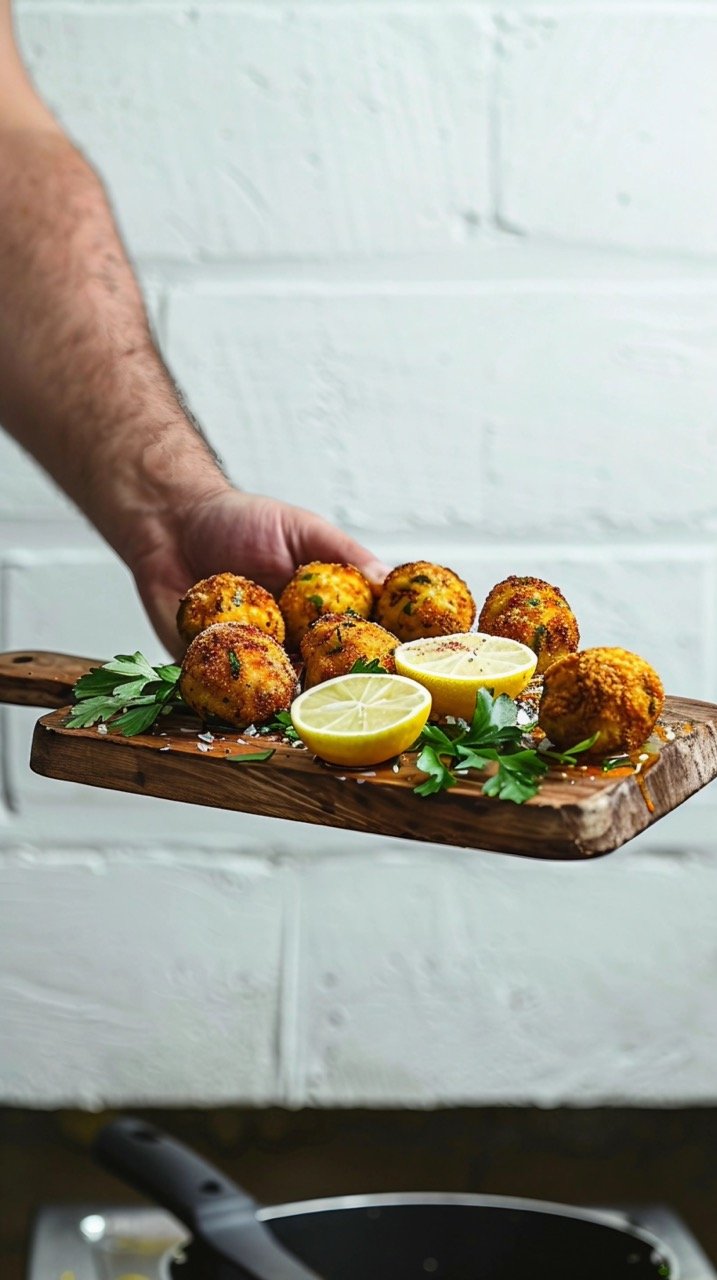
0, 1, 387, 652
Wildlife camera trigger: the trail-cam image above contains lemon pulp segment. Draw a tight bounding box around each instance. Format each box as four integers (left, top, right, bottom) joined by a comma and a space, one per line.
394, 633, 537, 718
290, 673, 431, 766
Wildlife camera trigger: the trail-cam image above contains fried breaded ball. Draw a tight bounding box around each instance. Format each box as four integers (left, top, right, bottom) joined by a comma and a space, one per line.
300, 612, 398, 689
177, 573, 285, 647
279, 562, 374, 651
478, 575, 579, 675
538, 647, 664, 757
179, 622, 297, 729
373, 561, 475, 643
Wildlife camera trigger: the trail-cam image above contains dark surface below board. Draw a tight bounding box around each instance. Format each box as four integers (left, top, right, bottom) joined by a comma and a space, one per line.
2, 1108, 717, 1280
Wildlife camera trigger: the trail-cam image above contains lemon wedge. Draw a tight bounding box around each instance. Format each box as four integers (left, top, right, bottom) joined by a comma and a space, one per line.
290, 673, 431, 766
394, 632, 537, 719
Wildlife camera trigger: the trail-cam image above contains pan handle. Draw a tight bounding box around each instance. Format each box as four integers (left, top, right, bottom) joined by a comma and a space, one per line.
93, 1115, 259, 1231
93, 1116, 324, 1280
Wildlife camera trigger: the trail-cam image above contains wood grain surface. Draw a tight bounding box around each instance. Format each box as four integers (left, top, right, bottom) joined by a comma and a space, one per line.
3, 652, 717, 859
0, 650, 98, 707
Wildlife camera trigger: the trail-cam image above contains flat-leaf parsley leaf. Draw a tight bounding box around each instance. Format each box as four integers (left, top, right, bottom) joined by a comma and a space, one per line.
350, 658, 389, 675
225, 749, 275, 763
67, 652, 183, 736
412, 689, 597, 805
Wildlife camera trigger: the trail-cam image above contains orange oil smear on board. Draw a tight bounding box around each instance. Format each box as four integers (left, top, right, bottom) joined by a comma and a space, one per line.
579, 762, 633, 779
580, 742, 662, 812
629, 747, 661, 815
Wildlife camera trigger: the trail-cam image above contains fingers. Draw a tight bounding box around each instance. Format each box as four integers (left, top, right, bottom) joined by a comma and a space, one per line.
288, 509, 390, 591
360, 556, 392, 593
330, 540, 390, 592
135, 580, 186, 661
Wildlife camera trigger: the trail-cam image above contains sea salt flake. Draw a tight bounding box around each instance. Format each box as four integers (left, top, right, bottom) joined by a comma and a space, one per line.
198, 731, 215, 744
97, 723, 108, 735
196, 741, 211, 752
159, 745, 171, 752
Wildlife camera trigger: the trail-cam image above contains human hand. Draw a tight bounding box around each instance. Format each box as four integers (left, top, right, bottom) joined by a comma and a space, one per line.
130, 487, 390, 656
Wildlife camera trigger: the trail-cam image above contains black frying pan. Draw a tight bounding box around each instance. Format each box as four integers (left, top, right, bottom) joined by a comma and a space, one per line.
94, 1117, 678, 1280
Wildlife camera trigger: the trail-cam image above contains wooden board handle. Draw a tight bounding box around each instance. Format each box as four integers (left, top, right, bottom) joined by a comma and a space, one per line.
0, 650, 100, 708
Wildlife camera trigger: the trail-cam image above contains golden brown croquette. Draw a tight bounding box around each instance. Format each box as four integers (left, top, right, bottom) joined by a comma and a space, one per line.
177, 573, 285, 646
279, 562, 374, 650
538, 646, 664, 757
300, 613, 398, 689
478, 575, 579, 675
373, 561, 475, 643
179, 622, 297, 729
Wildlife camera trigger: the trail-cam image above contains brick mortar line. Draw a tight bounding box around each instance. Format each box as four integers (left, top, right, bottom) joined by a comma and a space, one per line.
134, 256, 717, 288
17, 1, 717, 13
153, 279, 717, 296
704, 560, 717, 704
2, 531, 717, 554
0, 567, 10, 819
136, 261, 717, 286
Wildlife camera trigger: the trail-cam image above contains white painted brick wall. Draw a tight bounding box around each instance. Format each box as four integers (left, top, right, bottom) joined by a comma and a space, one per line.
16, 8, 490, 260
495, 13, 717, 254
2, 0, 717, 1108
163, 282, 717, 536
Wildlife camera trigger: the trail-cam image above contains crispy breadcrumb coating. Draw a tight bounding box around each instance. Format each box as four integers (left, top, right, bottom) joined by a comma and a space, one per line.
177, 573, 285, 646
300, 612, 398, 689
179, 622, 297, 729
279, 562, 374, 650
538, 646, 664, 757
478, 575, 579, 675
374, 561, 475, 643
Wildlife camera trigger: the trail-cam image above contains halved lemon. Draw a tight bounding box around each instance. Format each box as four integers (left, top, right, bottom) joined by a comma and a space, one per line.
290, 673, 431, 766
394, 632, 537, 719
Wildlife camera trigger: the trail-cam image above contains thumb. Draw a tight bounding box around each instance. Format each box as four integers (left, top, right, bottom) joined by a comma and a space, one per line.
289, 512, 390, 591
356, 555, 392, 593
324, 537, 390, 592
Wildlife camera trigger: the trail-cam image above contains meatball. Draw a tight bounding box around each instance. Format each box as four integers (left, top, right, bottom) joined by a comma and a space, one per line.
279, 562, 374, 651
478, 575, 579, 675
300, 613, 398, 689
374, 561, 475, 643
177, 573, 285, 647
538, 647, 664, 757
179, 622, 297, 729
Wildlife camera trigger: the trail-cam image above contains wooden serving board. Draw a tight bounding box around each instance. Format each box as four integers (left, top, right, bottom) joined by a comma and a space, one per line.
2, 650, 717, 860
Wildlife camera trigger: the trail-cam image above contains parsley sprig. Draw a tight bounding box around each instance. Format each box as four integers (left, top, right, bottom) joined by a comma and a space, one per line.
225, 748, 276, 764
413, 689, 596, 804
259, 710, 300, 743
67, 652, 183, 736
350, 657, 389, 675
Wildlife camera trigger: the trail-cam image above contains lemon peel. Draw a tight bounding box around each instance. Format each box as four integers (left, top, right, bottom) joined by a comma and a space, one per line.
290, 672, 431, 767
394, 632, 537, 720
